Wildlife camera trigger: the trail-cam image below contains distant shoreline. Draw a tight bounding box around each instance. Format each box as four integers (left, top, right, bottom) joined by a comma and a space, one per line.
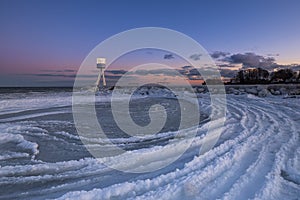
1, 82, 300, 89
1, 83, 300, 95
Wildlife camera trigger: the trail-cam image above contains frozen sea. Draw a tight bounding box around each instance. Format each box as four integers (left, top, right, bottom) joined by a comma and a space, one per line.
0, 87, 299, 200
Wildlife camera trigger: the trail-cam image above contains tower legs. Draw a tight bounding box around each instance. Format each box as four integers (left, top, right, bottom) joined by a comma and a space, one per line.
95, 69, 106, 91
102, 69, 106, 86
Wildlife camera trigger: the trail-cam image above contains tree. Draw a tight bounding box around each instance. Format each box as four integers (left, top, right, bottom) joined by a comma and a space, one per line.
257, 68, 269, 80
271, 69, 294, 82
238, 70, 245, 83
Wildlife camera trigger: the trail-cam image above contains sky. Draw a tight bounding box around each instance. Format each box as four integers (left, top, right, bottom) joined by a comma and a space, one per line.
0, 0, 300, 86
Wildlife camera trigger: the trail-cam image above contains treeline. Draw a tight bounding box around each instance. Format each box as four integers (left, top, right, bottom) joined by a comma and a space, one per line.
230, 68, 300, 84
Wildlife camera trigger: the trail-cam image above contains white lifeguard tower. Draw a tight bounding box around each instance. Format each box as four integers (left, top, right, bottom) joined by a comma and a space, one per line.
95, 58, 106, 90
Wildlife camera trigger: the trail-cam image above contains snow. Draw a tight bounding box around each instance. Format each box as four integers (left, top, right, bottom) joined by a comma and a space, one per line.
58, 94, 299, 200
0, 88, 299, 199
0, 132, 39, 159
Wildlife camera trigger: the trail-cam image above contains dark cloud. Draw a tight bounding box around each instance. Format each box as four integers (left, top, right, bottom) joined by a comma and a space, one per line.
106, 68, 205, 80
164, 54, 174, 59
223, 52, 276, 69
33, 73, 76, 78
217, 64, 237, 68
63, 69, 77, 72
189, 54, 202, 61
179, 67, 203, 80
104, 75, 123, 80
210, 51, 230, 59
40, 69, 77, 73
187, 68, 201, 76
40, 69, 56, 72
76, 74, 97, 78
106, 70, 127, 75
131, 68, 180, 76
215, 52, 300, 78
187, 75, 203, 80
28, 68, 78, 79
182, 66, 192, 70
177, 69, 187, 75
219, 69, 237, 78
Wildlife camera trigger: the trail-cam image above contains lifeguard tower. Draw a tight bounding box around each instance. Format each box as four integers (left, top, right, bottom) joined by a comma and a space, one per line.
95, 58, 106, 90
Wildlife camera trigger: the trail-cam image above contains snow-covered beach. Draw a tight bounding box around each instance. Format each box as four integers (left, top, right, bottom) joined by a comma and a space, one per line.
0, 86, 299, 199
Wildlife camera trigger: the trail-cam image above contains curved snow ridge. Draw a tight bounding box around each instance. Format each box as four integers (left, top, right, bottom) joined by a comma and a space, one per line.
0, 110, 71, 122
123, 98, 278, 200
3, 123, 49, 134
0, 123, 208, 199
253, 98, 300, 200
0, 132, 39, 160
83, 125, 200, 145
0, 92, 72, 115
55, 95, 300, 200
0, 121, 78, 147
0, 152, 30, 161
